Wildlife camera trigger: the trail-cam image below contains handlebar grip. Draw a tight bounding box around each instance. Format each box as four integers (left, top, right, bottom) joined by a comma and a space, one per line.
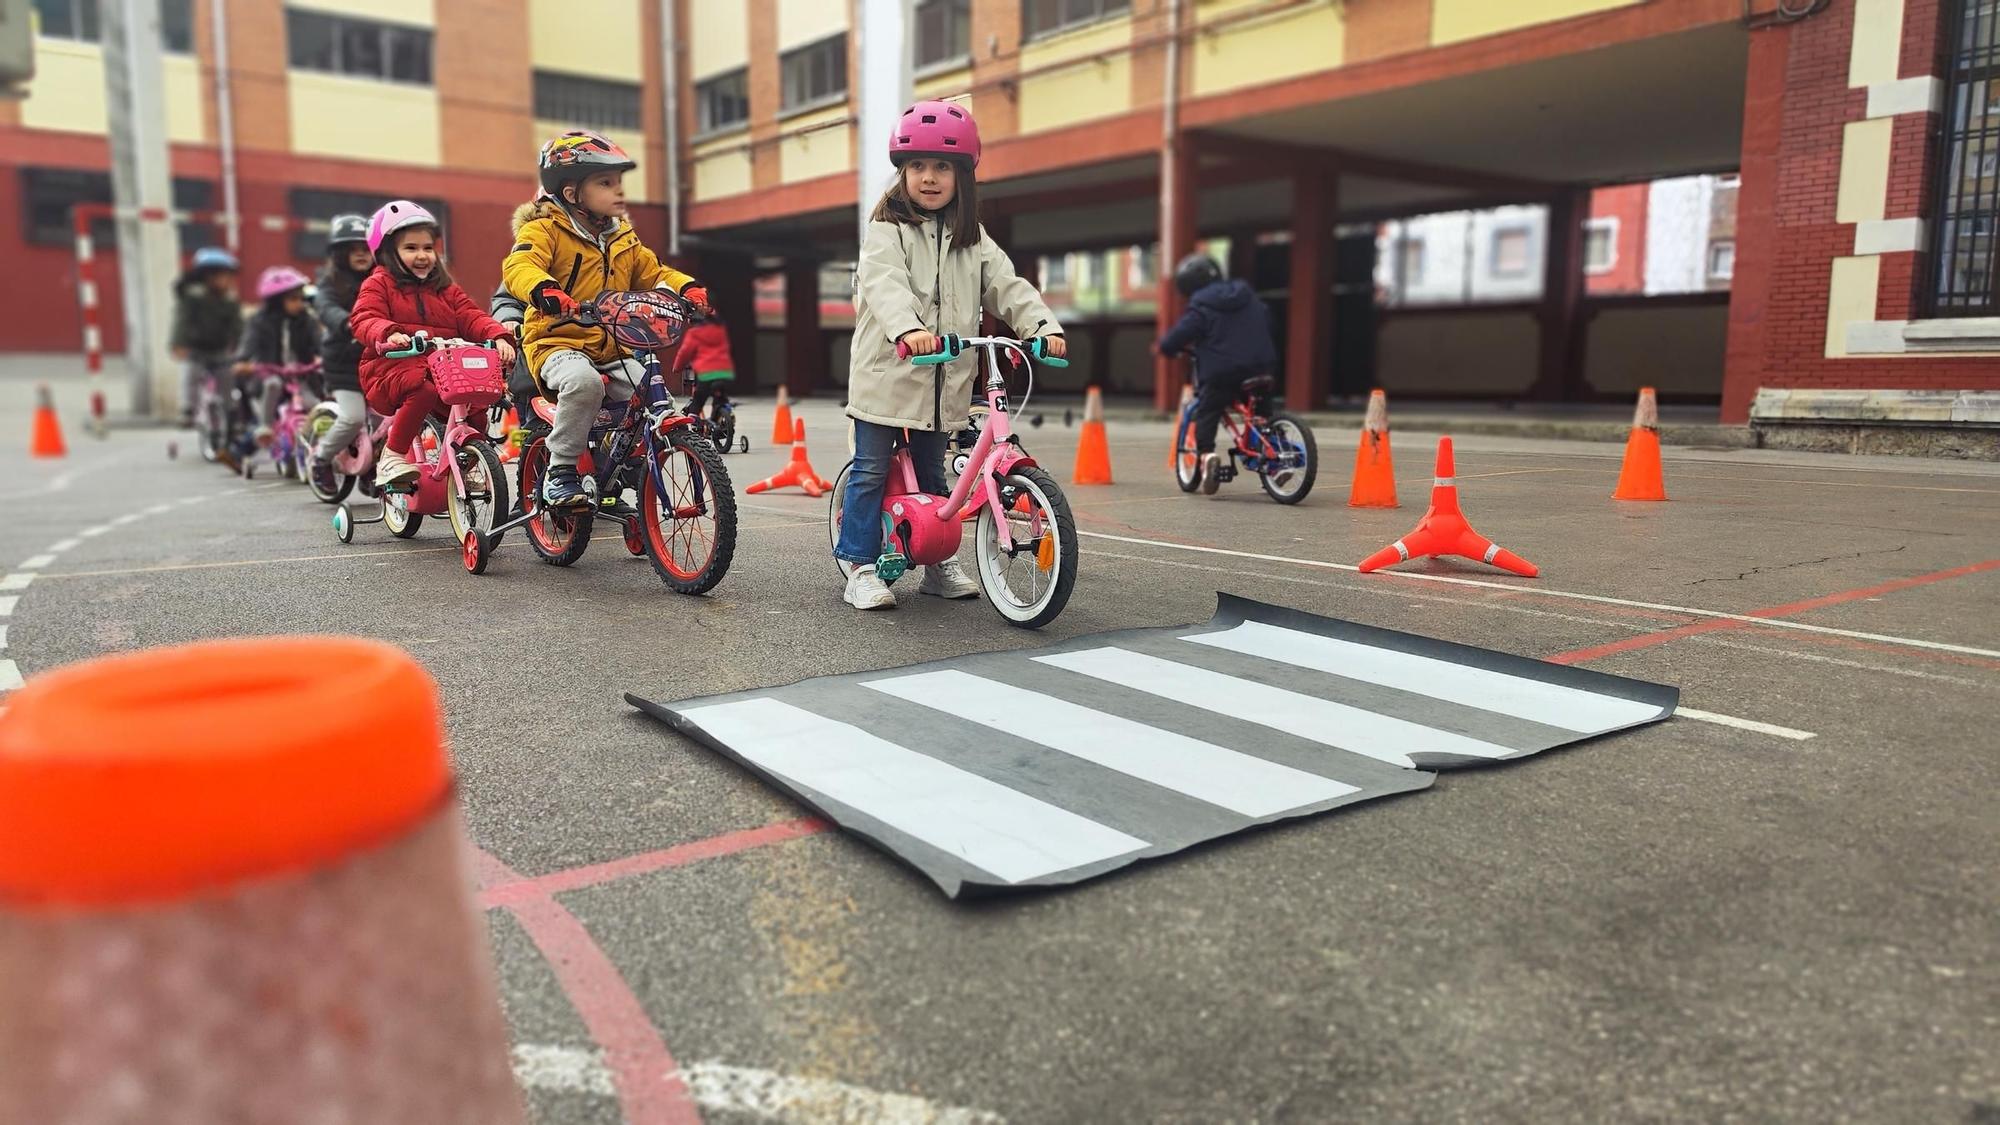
383, 345, 423, 359
1030, 337, 1069, 367
900, 333, 961, 365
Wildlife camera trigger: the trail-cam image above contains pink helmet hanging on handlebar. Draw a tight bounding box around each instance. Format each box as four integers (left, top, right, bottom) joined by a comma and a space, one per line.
255, 264, 312, 300
889, 100, 980, 168
365, 200, 439, 255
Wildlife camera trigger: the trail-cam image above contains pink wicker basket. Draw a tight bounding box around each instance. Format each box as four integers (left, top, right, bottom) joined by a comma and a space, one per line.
428, 348, 505, 407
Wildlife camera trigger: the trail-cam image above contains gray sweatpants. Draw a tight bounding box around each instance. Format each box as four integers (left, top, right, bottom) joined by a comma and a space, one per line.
315, 389, 367, 462
541, 349, 644, 466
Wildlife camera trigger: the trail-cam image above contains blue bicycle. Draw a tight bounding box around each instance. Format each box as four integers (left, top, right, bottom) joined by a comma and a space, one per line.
1172, 368, 1318, 503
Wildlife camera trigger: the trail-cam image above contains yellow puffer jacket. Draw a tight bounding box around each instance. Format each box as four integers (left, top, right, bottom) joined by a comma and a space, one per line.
502, 198, 696, 385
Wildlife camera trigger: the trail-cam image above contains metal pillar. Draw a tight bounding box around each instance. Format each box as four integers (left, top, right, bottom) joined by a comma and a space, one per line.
102, 0, 180, 420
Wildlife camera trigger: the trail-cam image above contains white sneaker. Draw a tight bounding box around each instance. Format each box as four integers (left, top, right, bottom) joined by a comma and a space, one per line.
374, 447, 418, 488
1199, 452, 1222, 495
919, 558, 980, 599
843, 565, 897, 610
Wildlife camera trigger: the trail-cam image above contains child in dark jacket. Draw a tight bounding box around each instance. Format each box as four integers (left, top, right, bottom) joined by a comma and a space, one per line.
170, 247, 244, 426
1157, 253, 1277, 495
309, 214, 374, 489
349, 200, 515, 488
236, 265, 322, 447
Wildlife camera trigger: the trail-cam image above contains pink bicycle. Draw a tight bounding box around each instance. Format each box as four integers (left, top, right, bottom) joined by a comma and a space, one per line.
828, 333, 1078, 628
258, 361, 324, 483
332, 333, 507, 545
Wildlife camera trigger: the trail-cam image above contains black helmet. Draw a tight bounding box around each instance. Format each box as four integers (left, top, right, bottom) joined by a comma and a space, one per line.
1174, 253, 1222, 298
326, 213, 369, 249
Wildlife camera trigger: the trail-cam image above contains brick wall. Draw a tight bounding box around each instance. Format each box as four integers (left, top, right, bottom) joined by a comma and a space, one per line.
747, 0, 780, 191
437, 0, 532, 177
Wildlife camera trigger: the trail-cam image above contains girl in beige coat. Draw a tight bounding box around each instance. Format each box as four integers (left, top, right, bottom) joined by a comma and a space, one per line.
836, 101, 1066, 610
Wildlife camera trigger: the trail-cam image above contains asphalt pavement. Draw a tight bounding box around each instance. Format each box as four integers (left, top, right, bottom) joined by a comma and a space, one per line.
2, 367, 1996, 1124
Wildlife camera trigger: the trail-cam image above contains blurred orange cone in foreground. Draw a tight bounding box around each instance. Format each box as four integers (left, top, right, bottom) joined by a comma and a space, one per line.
1358, 436, 1538, 577
1073, 386, 1113, 484
1612, 386, 1668, 501
30, 383, 66, 458
1348, 389, 1397, 508
0, 637, 524, 1124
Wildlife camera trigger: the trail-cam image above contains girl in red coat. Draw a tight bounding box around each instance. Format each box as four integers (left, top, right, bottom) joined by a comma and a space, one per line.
349, 200, 517, 487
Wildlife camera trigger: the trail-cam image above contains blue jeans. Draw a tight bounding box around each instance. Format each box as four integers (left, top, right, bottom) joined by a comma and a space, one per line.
834, 419, 948, 566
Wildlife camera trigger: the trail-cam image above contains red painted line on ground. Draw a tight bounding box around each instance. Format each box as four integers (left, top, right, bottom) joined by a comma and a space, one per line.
471, 847, 701, 1125
479, 816, 829, 909
1547, 558, 2000, 666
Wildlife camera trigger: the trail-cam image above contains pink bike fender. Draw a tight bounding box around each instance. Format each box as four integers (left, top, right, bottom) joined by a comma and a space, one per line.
987, 444, 1035, 476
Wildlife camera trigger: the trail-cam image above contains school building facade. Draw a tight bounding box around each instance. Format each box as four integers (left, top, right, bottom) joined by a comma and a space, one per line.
3, 0, 1997, 446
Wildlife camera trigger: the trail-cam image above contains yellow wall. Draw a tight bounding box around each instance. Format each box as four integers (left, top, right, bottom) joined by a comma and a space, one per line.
1849, 0, 1905, 87
689, 0, 749, 80
915, 64, 973, 101
779, 103, 852, 183
1836, 118, 1892, 223
531, 0, 643, 80
777, 0, 847, 51
290, 72, 441, 166
533, 119, 651, 202
1431, 0, 1639, 47
291, 0, 434, 24
692, 146, 753, 202
1018, 17, 1132, 134
1824, 256, 1880, 358
19, 39, 206, 143
1191, 0, 1344, 98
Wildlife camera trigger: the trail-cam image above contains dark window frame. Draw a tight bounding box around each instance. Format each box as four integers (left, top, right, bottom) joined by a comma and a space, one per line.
285, 8, 434, 86
695, 68, 750, 136
287, 187, 448, 259
914, 0, 971, 70
779, 33, 847, 112
533, 70, 643, 132
33, 0, 195, 53
20, 167, 216, 250
1022, 0, 1131, 42
1927, 0, 2000, 315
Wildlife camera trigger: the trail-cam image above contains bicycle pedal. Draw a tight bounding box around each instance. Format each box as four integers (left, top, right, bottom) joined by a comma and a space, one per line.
875, 553, 909, 583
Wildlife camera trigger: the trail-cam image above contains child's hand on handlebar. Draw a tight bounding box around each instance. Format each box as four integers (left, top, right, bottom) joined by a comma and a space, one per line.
384, 332, 413, 351
681, 285, 710, 312
1038, 335, 1068, 359
899, 329, 940, 356
493, 337, 517, 367
531, 282, 578, 317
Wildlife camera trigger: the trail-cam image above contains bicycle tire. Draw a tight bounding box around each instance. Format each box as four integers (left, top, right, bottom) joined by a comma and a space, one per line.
640, 427, 737, 594
1257, 412, 1318, 505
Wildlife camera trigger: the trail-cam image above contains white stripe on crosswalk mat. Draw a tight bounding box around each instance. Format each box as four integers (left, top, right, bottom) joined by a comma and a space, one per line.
677, 697, 1149, 884
1034, 648, 1518, 769
1185, 620, 1662, 734
865, 670, 1360, 817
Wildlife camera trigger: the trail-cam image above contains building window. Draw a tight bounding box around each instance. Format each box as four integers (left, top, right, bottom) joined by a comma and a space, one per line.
1584, 218, 1618, 275
534, 71, 642, 132
1041, 253, 1069, 290
1491, 227, 1532, 277
286, 9, 433, 85
1707, 240, 1736, 280
1127, 243, 1157, 289
914, 0, 970, 69
33, 0, 194, 52
1398, 236, 1426, 288
288, 188, 448, 259
1928, 0, 2000, 314
1023, 0, 1132, 40
696, 69, 749, 135
780, 34, 846, 111
20, 168, 215, 249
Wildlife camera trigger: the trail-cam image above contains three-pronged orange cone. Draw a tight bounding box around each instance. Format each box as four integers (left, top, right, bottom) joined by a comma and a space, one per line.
1357, 436, 1538, 577
1348, 389, 1397, 508
1612, 386, 1667, 501
1073, 386, 1112, 484
29, 383, 65, 458
769, 385, 794, 446
745, 417, 831, 497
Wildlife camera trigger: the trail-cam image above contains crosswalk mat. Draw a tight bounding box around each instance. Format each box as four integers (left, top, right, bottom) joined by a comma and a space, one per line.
626, 594, 1679, 898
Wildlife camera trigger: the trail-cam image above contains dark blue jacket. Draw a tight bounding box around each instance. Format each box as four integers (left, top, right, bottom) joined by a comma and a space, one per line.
1158, 279, 1276, 382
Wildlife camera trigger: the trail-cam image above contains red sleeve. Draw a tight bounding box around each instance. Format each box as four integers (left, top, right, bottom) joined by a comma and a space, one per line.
348, 272, 396, 352
445, 284, 510, 343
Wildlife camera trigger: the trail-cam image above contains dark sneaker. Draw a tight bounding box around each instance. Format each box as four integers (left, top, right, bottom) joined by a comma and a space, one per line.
309, 458, 338, 493
1199, 452, 1222, 495
541, 463, 589, 508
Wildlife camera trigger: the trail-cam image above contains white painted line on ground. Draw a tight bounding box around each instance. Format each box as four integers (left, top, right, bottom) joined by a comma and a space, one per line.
0, 660, 21, 692
144, 503, 175, 516
110, 513, 141, 526
511, 1045, 1006, 1123
1686, 635, 1989, 687
1675, 707, 1817, 741
1077, 531, 2000, 660
17, 555, 56, 571
46, 538, 80, 553
78, 526, 110, 538
0, 574, 32, 592
0, 597, 16, 617
0, 624, 9, 650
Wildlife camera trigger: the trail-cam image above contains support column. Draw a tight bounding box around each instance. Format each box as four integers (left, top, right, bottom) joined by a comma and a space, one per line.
1153, 137, 1199, 411
1532, 186, 1589, 401
704, 253, 758, 392
1721, 24, 1786, 424
1225, 228, 1257, 284
1284, 165, 1333, 412
783, 258, 820, 398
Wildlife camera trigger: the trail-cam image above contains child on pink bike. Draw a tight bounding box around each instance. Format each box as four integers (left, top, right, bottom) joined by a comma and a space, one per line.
235, 265, 322, 449
838, 100, 1066, 610
350, 201, 516, 488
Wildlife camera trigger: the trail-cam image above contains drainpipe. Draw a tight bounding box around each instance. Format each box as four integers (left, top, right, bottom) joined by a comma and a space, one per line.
1158, 0, 1183, 268
660, 0, 681, 257
209, 0, 240, 251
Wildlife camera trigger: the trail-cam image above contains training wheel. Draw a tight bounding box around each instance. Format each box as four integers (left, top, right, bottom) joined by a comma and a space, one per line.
463, 530, 491, 575
622, 519, 645, 556
332, 504, 354, 544
737, 436, 750, 454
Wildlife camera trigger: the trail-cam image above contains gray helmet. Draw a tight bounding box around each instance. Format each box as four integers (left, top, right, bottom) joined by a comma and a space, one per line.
1174, 253, 1223, 298
326, 213, 370, 249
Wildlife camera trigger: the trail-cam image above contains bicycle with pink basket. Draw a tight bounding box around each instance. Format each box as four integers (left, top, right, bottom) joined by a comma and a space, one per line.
828, 332, 1079, 628
332, 332, 509, 546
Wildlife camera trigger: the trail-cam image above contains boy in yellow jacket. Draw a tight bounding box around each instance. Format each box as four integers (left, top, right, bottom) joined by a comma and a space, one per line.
504, 129, 707, 507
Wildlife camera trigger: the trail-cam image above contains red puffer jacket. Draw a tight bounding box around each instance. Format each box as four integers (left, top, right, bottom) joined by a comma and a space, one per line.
349, 267, 510, 401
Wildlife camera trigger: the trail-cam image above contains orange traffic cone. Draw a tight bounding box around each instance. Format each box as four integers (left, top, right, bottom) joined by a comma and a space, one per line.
769, 384, 794, 446
497, 405, 523, 464
1358, 436, 1538, 577
1169, 383, 1194, 469
1612, 386, 1667, 501
29, 383, 65, 458
746, 417, 832, 497
1348, 388, 1398, 508
0, 637, 524, 1123
1073, 386, 1113, 485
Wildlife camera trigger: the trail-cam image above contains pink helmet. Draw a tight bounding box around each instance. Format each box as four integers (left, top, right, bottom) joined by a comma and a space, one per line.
366, 200, 439, 255
890, 100, 980, 168
255, 265, 312, 300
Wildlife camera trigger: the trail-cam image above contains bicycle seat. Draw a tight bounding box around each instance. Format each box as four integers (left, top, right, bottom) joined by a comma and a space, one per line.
530, 397, 557, 424
1240, 375, 1277, 395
